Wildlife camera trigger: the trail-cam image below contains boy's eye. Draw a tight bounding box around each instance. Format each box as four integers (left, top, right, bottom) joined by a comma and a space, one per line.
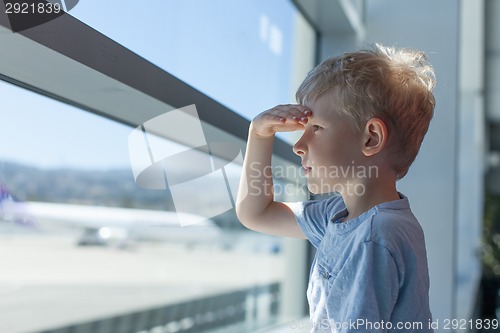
312, 125, 322, 131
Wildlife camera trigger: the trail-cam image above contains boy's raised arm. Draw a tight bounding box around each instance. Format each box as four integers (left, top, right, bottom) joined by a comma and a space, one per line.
235, 105, 310, 239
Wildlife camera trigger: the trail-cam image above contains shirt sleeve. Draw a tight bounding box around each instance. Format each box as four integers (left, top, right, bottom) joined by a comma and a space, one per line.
328, 241, 400, 332
288, 195, 343, 248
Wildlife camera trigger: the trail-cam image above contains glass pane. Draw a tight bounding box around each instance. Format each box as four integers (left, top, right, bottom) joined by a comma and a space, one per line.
0, 79, 307, 333
68, 0, 316, 143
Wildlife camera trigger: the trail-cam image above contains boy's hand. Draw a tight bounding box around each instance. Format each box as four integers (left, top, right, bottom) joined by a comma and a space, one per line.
237, 104, 309, 239
251, 104, 311, 138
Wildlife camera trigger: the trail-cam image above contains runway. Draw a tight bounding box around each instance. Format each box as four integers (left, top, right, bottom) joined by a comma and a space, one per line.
0, 230, 285, 333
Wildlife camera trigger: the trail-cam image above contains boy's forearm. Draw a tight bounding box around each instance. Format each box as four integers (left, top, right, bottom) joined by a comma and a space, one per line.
236, 124, 275, 223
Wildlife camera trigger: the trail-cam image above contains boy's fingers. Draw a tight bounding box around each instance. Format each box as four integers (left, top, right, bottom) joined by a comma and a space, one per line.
264, 114, 305, 127
270, 105, 311, 122
253, 104, 310, 136
264, 114, 287, 123
270, 113, 306, 125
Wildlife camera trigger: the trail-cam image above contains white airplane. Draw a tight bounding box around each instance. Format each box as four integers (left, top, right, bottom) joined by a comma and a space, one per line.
0, 186, 225, 249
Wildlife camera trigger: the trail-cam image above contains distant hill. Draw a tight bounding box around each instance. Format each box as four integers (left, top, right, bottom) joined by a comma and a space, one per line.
0, 160, 174, 210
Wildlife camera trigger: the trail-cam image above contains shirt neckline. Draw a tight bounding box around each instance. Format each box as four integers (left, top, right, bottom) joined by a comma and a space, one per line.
328, 192, 410, 233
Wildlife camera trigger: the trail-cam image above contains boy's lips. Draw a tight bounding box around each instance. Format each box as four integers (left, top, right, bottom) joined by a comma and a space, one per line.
303, 164, 312, 174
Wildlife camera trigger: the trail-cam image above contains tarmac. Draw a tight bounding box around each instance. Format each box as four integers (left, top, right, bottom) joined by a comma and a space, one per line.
0, 228, 285, 333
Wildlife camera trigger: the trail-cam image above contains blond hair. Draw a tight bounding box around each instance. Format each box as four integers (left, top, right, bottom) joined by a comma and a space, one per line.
296, 44, 436, 179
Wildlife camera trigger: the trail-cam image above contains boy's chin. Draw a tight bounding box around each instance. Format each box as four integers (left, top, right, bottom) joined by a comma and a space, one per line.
306, 183, 328, 195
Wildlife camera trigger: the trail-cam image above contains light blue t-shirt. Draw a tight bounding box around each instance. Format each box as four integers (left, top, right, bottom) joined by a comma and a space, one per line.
291, 193, 433, 333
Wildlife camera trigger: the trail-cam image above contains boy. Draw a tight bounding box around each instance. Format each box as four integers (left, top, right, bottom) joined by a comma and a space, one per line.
236, 44, 435, 332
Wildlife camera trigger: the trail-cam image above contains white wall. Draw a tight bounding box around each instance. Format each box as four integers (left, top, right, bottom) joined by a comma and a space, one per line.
456, 0, 484, 320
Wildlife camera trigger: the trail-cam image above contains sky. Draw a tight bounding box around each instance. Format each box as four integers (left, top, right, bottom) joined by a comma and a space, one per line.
0, 0, 303, 170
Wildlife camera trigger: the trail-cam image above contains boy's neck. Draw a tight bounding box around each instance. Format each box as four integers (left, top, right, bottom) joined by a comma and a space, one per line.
340, 177, 400, 222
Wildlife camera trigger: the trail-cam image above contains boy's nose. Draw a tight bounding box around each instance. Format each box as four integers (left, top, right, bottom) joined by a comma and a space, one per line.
293, 134, 307, 156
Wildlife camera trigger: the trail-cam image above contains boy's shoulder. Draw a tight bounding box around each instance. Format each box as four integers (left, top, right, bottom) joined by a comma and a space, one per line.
367, 197, 426, 254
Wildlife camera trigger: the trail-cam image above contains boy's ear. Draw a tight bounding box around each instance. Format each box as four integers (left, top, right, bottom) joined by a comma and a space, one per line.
362, 118, 388, 157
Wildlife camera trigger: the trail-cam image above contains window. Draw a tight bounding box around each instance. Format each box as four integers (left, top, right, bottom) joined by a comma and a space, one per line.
0, 1, 314, 332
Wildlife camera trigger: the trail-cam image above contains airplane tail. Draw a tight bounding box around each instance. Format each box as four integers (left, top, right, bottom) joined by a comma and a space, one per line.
0, 185, 13, 202
0, 185, 35, 227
